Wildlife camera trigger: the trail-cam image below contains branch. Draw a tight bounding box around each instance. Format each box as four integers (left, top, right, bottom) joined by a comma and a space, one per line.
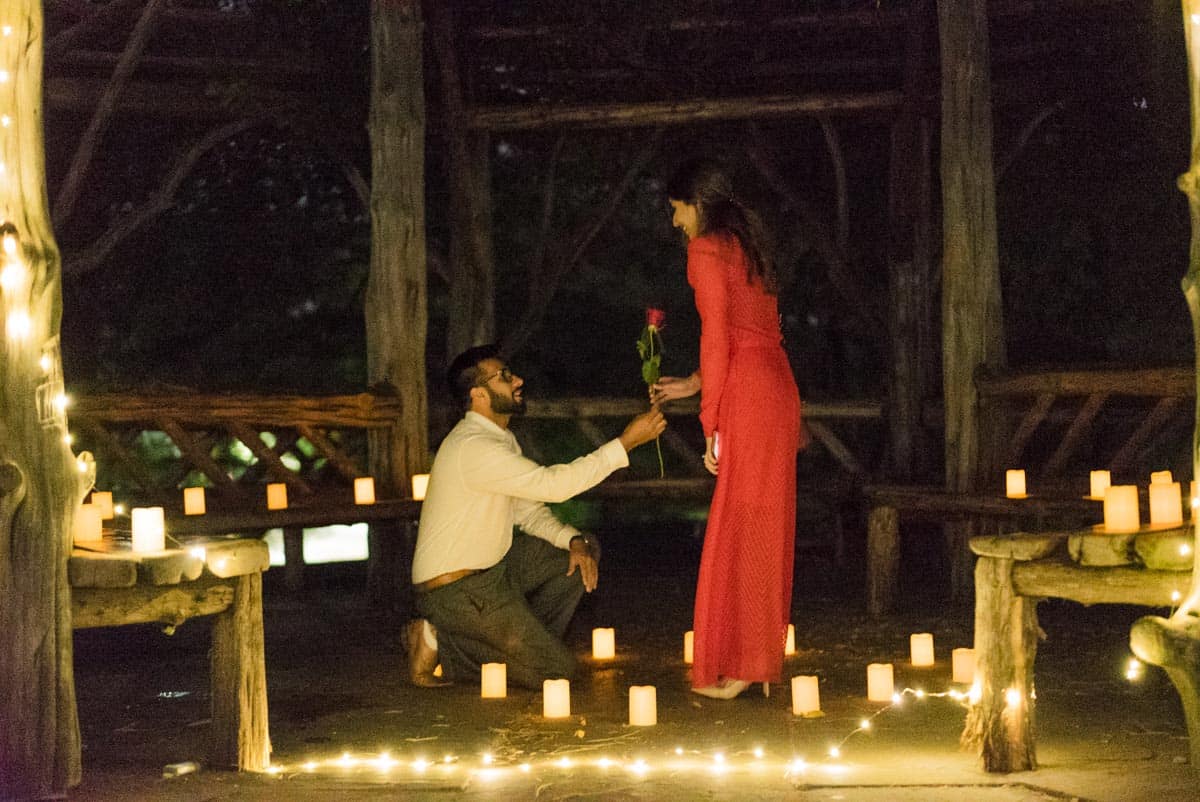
528, 135, 566, 285
62, 117, 267, 278
45, 0, 145, 62
52, 0, 169, 227
997, 101, 1063, 183
818, 115, 849, 251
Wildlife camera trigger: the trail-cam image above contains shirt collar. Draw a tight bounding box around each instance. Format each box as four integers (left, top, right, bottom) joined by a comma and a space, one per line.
464, 410, 512, 438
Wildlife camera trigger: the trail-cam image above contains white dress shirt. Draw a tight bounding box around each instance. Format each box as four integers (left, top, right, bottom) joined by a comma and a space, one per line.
412, 411, 629, 584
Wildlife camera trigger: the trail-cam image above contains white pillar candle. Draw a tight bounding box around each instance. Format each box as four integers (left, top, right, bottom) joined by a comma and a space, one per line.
183, 486, 206, 516
1103, 485, 1140, 532
543, 678, 570, 718
411, 473, 430, 501
1089, 470, 1111, 499
1151, 470, 1174, 484
72, 503, 102, 543
910, 633, 935, 667
1149, 481, 1184, 526
683, 631, 694, 665
1005, 469, 1026, 498
952, 647, 976, 684
592, 627, 615, 660
354, 477, 376, 505
266, 482, 288, 510
131, 506, 165, 553
791, 675, 820, 716
866, 662, 894, 702
785, 623, 796, 656
481, 663, 506, 698
91, 491, 114, 520
629, 685, 657, 726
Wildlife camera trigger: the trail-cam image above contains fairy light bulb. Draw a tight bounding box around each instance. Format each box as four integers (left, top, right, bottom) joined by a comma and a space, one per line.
0, 259, 24, 292
6, 309, 30, 340
0, 70, 9, 83
1005, 687, 1022, 708
1, 25, 11, 36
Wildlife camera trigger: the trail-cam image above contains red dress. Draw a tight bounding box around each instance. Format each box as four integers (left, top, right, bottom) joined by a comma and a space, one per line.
688, 232, 804, 689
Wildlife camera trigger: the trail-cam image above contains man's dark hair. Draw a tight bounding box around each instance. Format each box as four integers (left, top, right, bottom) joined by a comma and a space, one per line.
446, 343, 501, 407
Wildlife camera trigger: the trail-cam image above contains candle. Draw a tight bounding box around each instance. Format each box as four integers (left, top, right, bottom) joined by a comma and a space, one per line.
90, 491, 114, 520
131, 506, 165, 553
1089, 470, 1111, 499
592, 627, 616, 660
354, 477, 376, 505
1192, 481, 1199, 515
266, 482, 288, 510
543, 679, 570, 718
411, 473, 430, 501
481, 663, 506, 698
866, 663, 894, 702
1103, 485, 1140, 532
683, 631, 694, 665
785, 623, 796, 656
910, 632, 935, 667
1149, 481, 1184, 526
183, 486, 206, 516
1151, 470, 1174, 485
952, 648, 976, 684
791, 675, 820, 716
1005, 469, 1026, 498
628, 685, 657, 726
72, 503, 102, 543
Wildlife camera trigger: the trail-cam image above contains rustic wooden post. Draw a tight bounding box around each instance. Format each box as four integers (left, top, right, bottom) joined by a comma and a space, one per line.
937, 0, 1007, 602
866, 504, 899, 616
209, 573, 271, 771
0, 4, 89, 797
963, 555, 1038, 771
366, 0, 429, 606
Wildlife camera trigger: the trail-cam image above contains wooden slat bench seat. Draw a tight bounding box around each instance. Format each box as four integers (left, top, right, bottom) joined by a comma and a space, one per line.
70, 538, 271, 772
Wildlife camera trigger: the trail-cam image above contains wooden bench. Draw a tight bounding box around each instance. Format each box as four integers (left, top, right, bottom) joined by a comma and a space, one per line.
70, 538, 271, 771
963, 525, 1194, 772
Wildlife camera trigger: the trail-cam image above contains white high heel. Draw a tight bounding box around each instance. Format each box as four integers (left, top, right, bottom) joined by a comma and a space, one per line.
691, 679, 751, 700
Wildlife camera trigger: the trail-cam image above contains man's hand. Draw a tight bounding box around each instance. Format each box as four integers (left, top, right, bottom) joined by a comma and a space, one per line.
618, 406, 667, 452
567, 536, 599, 592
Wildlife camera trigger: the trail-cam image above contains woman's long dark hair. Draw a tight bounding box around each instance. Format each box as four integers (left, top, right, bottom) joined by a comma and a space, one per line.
666, 158, 778, 295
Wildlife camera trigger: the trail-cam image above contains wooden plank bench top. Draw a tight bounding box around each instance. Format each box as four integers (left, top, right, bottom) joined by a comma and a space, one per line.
70, 538, 271, 771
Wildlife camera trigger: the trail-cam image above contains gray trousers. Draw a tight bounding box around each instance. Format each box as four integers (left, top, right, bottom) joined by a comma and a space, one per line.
415, 533, 585, 690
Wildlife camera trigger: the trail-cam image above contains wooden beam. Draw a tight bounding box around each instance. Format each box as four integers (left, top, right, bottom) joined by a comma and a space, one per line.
469, 91, 905, 131
977, 366, 1194, 398
71, 575, 235, 629
1012, 560, 1186, 606
522, 397, 882, 420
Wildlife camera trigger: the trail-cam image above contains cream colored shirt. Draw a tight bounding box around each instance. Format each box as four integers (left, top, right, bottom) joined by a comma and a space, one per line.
411, 411, 629, 584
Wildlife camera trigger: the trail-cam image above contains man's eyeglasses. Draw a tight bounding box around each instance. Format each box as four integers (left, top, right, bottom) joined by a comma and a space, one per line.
476, 366, 514, 386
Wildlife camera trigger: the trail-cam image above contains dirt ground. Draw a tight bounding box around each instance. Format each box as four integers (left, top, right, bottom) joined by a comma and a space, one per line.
67, 524, 1200, 801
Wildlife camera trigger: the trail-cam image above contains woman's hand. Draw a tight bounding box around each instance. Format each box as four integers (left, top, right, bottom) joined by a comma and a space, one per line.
650, 372, 700, 405
703, 434, 718, 476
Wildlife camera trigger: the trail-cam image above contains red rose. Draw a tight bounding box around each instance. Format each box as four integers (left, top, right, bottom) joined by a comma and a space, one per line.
645, 307, 666, 330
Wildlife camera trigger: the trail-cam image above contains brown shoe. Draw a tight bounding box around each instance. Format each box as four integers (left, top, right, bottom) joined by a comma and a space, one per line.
407, 619, 451, 688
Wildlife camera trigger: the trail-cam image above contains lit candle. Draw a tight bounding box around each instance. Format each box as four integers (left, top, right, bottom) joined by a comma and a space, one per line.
628, 685, 657, 726
1103, 485, 1140, 532
131, 506, 165, 553
90, 491, 114, 520
411, 473, 430, 501
354, 477, 376, 505
952, 648, 976, 684
1089, 470, 1111, 499
791, 675, 820, 716
1005, 469, 1026, 498
72, 503, 102, 543
183, 486, 206, 516
1149, 481, 1184, 526
683, 631, 694, 665
592, 627, 616, 660
1151, 470, 1174, 485
266, 482, 288, 510
910, 633, 935, 667
785, 623, 796, 656
481, 663, 506, 698
866, 663, 894, 702
543, 678, 570, 718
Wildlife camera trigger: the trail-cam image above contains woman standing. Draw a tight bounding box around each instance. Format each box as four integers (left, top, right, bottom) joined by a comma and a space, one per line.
652, 158, 805, 699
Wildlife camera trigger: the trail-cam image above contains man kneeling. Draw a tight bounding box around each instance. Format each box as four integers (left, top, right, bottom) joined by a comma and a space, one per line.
407, 344, 665, 689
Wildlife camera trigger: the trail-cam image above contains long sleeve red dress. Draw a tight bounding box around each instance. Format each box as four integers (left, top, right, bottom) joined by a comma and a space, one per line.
688, 231, 804, 689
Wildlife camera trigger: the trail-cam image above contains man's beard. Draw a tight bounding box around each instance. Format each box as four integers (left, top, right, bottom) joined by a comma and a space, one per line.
486, 385, 526, 415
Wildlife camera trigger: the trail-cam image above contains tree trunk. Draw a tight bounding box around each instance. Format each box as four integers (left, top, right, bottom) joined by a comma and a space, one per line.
427, 0, 496, 361
366, 0, 428, 491
937, 0, 1006, 601
0, 3, 88, 796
